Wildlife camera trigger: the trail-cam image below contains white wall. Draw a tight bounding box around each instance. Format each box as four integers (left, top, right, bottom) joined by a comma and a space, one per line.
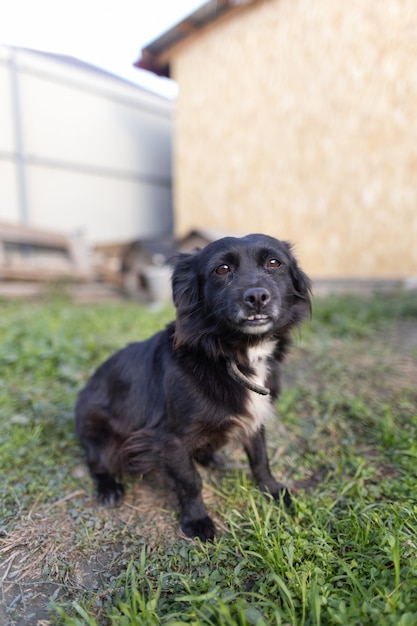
0, 46, 173, 243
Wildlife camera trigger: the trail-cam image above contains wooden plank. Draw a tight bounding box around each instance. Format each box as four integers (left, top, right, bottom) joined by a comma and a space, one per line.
0, 221, 68, 247
0, 221, 92, 282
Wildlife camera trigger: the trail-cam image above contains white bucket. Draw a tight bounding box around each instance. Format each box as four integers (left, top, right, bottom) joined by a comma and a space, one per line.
143, 264, 172, 304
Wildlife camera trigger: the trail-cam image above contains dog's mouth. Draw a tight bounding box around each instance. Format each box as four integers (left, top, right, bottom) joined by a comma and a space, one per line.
239, 314, 273, 334
245, 314, 270, 324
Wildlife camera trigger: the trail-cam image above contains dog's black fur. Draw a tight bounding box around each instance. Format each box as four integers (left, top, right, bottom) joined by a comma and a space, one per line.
75, 234, 311, 541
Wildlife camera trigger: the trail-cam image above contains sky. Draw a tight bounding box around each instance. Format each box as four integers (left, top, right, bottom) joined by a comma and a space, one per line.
0, 0, 205, 97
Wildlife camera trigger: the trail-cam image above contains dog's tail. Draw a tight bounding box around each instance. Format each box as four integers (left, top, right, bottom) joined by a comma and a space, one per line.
117, 429, 161, 476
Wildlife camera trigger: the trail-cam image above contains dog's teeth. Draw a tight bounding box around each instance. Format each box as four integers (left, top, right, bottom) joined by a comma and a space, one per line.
246, 314, 268, 322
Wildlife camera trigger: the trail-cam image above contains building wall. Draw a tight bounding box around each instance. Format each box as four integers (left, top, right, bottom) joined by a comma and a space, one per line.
171, 0, 417, 278
0, 46, 173, 244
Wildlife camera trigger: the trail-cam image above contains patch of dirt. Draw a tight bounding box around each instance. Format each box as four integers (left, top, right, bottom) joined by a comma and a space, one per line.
390, 319, 417, 353
0, 474, 229, 625
291, 465, 330, 491
286, 320, 417, 401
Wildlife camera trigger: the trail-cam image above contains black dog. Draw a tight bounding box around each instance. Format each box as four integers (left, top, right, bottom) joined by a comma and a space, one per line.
75, 234, 311, 541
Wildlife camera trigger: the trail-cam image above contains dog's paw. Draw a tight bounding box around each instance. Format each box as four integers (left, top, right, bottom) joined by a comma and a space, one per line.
272, 486, 292, 508
96, 476, 125, 507
181, 516, 216, 542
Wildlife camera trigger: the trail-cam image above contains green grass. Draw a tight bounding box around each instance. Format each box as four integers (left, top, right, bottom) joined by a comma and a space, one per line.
0, 298, 174, 522
1, 290, 417, 625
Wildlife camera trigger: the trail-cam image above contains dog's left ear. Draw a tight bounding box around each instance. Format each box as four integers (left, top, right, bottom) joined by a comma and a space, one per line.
291, 263, 312, 302
285, 244, 312, 318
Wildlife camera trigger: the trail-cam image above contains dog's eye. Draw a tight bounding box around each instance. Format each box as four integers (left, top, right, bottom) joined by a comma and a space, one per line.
266, 258, 281, 269
215, 264, 231, 275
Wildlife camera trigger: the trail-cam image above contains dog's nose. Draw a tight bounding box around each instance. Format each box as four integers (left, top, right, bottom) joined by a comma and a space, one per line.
243, 287, 271, 310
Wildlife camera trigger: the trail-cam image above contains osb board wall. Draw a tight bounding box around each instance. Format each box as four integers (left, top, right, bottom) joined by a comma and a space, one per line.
171, 0, 417, 278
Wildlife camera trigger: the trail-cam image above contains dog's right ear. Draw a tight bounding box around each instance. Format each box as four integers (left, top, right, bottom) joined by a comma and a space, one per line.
171, 252, 203, 349
171, 252, 200, 315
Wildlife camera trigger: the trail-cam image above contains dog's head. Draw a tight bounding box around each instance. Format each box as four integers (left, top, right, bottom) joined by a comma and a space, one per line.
172, 234, 311, 353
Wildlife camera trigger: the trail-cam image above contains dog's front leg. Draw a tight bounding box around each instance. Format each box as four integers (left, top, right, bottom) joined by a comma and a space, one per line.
163, 440, 216, 541
244, 426, 292, 507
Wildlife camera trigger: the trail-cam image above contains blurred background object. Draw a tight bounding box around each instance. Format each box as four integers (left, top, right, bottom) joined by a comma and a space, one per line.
1, 0, 416, 302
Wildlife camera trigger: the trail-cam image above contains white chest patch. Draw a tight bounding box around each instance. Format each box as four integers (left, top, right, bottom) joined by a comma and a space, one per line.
230, 340, 277, 442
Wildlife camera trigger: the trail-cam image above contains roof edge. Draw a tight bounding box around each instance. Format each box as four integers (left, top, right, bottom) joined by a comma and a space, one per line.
134, 0, 259, 76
